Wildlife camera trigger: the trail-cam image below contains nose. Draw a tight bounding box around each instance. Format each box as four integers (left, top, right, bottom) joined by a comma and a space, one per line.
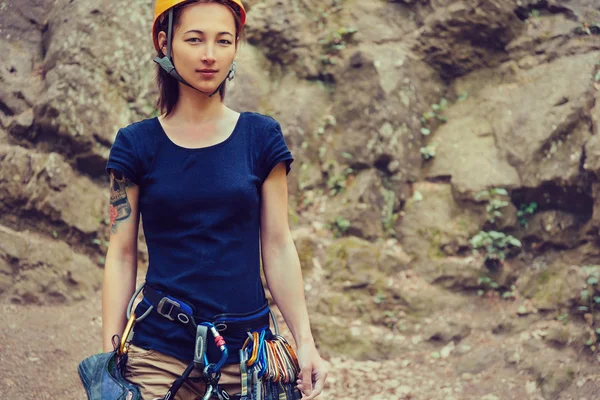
201, 43, 216, 65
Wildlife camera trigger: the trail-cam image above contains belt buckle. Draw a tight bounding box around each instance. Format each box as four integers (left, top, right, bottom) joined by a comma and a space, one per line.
157, 297, 180, 321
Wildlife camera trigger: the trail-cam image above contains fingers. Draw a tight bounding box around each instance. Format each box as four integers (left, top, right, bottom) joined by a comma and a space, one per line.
300, 365, 328, 399
300, 364, 313, 396
311, 368, 327, 396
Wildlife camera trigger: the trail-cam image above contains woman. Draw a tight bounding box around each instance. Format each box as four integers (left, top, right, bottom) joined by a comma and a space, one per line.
101, 0, 328, 399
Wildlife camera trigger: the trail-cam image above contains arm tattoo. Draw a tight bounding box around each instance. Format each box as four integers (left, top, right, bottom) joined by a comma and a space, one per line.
109, 170, 136, 233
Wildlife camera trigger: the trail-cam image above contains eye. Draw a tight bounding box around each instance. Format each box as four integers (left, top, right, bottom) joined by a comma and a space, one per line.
186, 38, 202, 43
219, 40, 232, 45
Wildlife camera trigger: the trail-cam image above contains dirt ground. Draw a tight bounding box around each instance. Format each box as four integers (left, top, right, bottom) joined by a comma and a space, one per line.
3, 287, 600, 400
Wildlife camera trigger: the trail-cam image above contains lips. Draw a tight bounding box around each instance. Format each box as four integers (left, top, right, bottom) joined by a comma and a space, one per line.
196, 69, 217, 79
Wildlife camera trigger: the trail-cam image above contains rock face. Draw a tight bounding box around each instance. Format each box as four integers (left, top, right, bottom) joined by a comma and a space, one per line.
3, 0, 600, 397
413, 0, 524, 79
0, 0, 153, 304
33, 0, 156, 177
0, 225, 102, 303
0, 0, 51, 118
0, 145, 106, 235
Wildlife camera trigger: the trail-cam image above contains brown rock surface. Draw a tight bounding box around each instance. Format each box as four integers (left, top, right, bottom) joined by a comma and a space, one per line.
0, 225, 102, 304
0, 144, 106, 236
33, 0, 155, 177
3, 0, 600, 398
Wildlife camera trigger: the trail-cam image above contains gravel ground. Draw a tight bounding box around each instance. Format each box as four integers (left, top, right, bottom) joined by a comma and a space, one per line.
1, 290, 598, 400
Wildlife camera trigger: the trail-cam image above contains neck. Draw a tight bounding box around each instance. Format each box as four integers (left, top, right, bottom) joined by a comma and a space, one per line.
166, 82, 225, 123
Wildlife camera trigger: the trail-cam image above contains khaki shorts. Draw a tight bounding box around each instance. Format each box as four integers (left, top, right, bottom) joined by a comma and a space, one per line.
124, 343, 242, 400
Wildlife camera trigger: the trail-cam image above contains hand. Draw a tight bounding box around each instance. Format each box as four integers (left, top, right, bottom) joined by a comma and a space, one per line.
296, 341, 328, 399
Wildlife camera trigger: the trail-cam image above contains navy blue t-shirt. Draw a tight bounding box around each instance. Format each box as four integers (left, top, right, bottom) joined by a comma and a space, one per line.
105, 112, 294, 364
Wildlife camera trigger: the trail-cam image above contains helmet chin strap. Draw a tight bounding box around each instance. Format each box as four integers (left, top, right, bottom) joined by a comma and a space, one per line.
152, 8, 234, 98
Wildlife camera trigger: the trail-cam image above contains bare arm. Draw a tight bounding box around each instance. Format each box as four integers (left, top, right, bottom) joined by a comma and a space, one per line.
101, 169, 140, 352
260, 163, 312, 344
260, 162, 327, 399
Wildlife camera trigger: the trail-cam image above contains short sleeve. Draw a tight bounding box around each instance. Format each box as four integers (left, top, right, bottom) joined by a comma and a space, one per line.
105, 128, 141, 185
259, 121, 294, 182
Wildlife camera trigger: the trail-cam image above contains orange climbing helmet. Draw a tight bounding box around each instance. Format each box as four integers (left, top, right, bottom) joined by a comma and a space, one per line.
152, 0, 247, 52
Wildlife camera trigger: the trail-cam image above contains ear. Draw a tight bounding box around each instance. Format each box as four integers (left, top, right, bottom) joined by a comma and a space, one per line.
157, 31, 168, 55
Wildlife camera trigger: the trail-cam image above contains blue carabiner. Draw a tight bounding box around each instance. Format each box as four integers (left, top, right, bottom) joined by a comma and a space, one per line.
256, 329, 269, 378
199, 322, 229, 374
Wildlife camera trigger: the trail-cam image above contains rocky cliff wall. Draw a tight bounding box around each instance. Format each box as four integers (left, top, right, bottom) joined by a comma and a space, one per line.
1, 0, 600, 397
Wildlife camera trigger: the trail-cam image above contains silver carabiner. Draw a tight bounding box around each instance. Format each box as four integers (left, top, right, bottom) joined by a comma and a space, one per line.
202, 384, 214, 400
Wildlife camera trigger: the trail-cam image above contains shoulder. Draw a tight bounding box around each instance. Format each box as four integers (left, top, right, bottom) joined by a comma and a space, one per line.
119, 117, 160, 140
115, 117, 161, 155
112, 118, 160, 165
241, 112, 280, 134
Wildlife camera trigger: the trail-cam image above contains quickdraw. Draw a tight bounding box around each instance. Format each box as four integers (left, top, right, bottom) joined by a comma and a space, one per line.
239, 329, 302, 400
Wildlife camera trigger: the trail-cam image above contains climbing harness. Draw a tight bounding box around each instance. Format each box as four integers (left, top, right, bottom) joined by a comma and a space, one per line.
151, 0, 246, 98
78, 281, 302, 399
128, 282, 302, 400
121, 283, 235, 400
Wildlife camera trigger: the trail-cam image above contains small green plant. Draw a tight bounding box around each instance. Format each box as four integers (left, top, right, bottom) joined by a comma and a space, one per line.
301, 195, 314, 208
419, 98, 448, 138
312, 0, 344, 29
470, 230, 522, 261
320, 27, 358, 55
319, 55, 337, 65
327, 167, 354, 196
517, 202, 538, 226
477, 276, 499, 296
578, 266, 600, 351
475, 188, 510, 223
314, 114, 337, 137
578, 266, 600, 314
458, 91, 469, 102
420, 98, 448, 125
477, 277, 517, 299
318, 27, 356, 67
475, 188, 508, 199
502, 284, 518, 299
92, 238, 110, 247
420, 143, 438, 160
331, 216, 351, 238
529, 9, 540, 19
381, 188, 397, 234
556, 313, 569, 325
373, 290, 386, 304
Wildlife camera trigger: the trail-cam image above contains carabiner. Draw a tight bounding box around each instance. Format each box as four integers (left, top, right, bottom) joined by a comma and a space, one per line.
119, 313, 136, 356
202, 383, 214, 400
246, 331, 260, 366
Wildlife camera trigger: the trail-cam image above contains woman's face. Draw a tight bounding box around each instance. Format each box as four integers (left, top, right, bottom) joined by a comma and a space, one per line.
159, 2, 238, 94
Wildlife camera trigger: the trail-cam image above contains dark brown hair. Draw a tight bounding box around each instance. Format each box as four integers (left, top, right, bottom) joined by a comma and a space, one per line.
154, 0, 246, 116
